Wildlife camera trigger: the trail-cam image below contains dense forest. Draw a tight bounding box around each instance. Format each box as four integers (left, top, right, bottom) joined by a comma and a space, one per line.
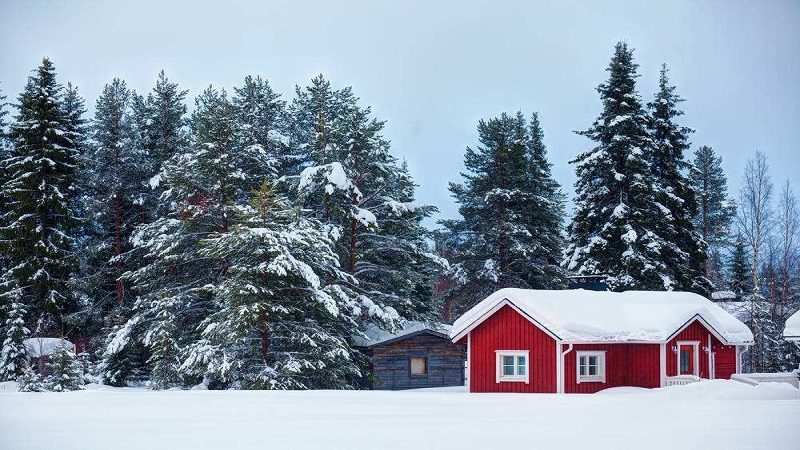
1, 42, 797, 391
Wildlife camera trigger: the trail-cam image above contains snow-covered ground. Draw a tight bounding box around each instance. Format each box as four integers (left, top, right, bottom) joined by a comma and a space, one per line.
1, 380, 798, 450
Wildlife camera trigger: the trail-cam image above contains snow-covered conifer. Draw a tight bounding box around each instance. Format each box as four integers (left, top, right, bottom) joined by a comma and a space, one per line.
0, 58, 81, 333
691, 145, 737, 280
442, 112, 565, 316
44, 340, 84, 391
182, 181, 363, 389
291, 76, 442, 324
0, 284, 30, 381
563, 42, 668, 291
647, 64, 709, 294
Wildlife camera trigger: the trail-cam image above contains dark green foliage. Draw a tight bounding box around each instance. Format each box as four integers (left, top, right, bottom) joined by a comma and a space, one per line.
647, 65, 709, 294
44, 341, 84, 391
292, 75, 443, 324
0, 58, 81, 334
181, 181, 363, 389
0, 284, 30, 380
443, 112, 565, 316
729, 236, 751, 296
564, 42, 668, 291
691, 145, 736, 280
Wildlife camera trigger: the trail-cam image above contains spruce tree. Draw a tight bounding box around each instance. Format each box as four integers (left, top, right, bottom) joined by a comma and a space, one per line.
291, 76, 441, 324
443, 112, 564, 315
691, 145, 736, 279
181, 181, 363, 389
108, 86, 276, 389
44, 341, 84, 391
0, 283, 31, 381
232, 75, 288, 176
729, 236, 751, 296
563, 42, 668, 291
647, 64, 709, 294
0, 58, 81, 335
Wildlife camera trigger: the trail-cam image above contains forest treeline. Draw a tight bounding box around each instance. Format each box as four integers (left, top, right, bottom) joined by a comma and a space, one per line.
0, 42, 797, 391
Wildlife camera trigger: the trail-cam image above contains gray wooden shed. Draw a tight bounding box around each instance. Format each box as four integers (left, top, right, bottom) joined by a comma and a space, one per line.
354, 322, 465, 390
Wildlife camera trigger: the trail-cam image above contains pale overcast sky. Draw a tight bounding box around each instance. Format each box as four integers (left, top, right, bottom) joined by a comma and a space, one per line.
1, 1, 798, 228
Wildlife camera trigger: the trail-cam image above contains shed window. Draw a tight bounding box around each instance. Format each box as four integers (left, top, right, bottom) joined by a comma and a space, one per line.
410, 357, 427, 376
496, 350, 529, 383
577, 351, 606, 383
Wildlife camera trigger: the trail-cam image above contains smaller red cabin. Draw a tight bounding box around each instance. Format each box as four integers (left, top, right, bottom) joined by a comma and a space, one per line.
450, 289, 753, 393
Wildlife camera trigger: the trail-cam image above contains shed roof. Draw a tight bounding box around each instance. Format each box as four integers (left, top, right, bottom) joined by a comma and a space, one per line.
450, 288, 753, 345
785, 310, 800, 341
23, 337, 75, 358
354, 321, 452, 348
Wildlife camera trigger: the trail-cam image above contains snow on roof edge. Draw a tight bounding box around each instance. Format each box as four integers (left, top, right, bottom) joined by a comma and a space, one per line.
450, 288, 754, 345
353, 321, 452, 347
784, 310, 800, 341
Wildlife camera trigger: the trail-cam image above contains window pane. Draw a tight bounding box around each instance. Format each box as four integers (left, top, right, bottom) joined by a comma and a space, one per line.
410, 357, 427, 375
517, 365, 526, 376
579, 356, 586, 366
589, 356, 597, 366
579, 366, 585, 376
517, 356, 526, 366
503, 365, 514, 376
503, 355, 515, 366
589, 365, 597, 376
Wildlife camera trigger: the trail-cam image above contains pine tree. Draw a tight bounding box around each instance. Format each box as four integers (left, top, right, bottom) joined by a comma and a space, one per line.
181, 181, 363, 389
83, 79, 151, 314
647, 64, 709, 294
691, 145, 736, 279
729, 236, 751, 296
563, 42, 668, 291
0, 284, 31, 381
0, 58, 81, 335
44, 340, 84, 391
232, 75, 288, 176
291, 76, 442, 324
108, 86, 276, 389
138, 71, 189, 215
442, 112, 564, 315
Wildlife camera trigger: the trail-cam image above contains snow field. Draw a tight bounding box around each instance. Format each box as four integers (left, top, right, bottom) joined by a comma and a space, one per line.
1, 380, 798, 450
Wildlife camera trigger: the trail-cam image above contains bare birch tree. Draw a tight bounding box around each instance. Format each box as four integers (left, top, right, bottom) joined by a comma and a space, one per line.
738, 151, 773, 293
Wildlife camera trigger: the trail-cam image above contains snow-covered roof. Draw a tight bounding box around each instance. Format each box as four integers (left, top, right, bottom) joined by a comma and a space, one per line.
784, 310, 800, 341
711, 290, 737, 300
23, 337, 75, 358
353, 321, 452, 347
450, 288, 753, 345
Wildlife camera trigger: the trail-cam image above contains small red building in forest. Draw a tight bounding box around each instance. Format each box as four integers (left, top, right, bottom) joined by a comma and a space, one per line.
450, 289, 753, 393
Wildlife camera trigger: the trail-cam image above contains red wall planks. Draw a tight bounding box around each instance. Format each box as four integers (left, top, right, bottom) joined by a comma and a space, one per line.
563, 343, 661, 393
469, 305, 557, 393
666, 319, 737, 379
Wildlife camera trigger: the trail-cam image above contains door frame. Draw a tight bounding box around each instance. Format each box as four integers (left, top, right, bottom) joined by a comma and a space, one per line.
676, 341, 700, 376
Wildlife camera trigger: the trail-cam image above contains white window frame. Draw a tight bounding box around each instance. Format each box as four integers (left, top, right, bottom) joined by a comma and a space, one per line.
676, 341, 700, 376
495, 350, 530, 384
576, 351, 606, 384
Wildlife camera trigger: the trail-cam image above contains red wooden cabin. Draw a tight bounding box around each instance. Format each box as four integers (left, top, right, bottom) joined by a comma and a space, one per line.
450, 289, 753, 393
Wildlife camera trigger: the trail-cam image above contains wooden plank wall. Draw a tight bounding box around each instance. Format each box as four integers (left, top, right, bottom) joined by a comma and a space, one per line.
469, 305, 557, 393
371, 334, 466, 390
562, 343, 661, 393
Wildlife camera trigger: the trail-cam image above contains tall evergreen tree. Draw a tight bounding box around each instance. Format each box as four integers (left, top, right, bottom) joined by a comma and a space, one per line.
563, 42, 668, 291
232, 75, 288, 176
181, 181, 364, 389
691, 145, 736, 280
0, 58, 81, 335
0, 283, 30, 380
291, 76, 441, 324
106, 86, 276, 389
442, 112, 564, 316
647, 64, 709, 294
729, 235, 751, 296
